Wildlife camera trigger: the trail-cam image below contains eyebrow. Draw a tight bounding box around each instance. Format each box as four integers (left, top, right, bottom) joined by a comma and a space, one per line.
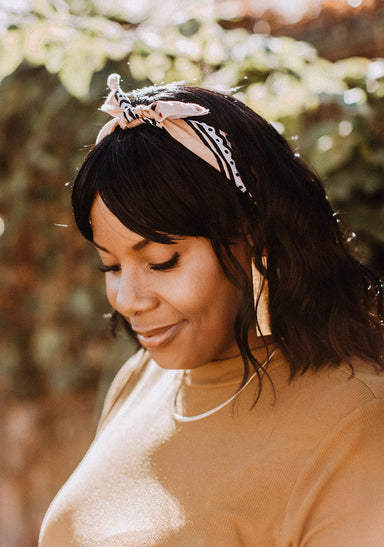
92, 238, 150, 254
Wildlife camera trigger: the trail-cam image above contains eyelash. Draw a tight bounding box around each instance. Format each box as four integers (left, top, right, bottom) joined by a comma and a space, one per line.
149, 252, 180, 271
98, 252, 180, 273
98, 264, 120, 273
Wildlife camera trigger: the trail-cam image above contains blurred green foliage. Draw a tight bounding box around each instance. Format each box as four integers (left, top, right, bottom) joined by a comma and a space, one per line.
0, 0, 383, 398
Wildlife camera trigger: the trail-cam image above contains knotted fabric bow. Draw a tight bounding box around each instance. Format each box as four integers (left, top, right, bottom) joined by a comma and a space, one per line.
96, 74, 247, 193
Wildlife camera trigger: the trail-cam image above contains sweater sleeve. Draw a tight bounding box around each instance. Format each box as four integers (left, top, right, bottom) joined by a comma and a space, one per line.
280, 398, 384, 547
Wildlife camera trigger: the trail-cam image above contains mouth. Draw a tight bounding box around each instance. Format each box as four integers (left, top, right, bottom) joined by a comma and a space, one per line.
133, 322, 184, 349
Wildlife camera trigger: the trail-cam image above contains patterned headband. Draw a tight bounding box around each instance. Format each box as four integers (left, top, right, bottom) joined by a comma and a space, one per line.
96, 74, 248, 194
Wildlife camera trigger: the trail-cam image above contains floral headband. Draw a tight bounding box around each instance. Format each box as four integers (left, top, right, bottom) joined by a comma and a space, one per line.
96, 74, 248, 194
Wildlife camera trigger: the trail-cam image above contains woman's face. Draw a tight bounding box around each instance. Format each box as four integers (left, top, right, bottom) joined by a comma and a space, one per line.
90, 196, 256, 370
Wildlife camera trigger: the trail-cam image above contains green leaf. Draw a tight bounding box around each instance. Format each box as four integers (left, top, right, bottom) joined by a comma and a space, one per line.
59, 35, 107, 98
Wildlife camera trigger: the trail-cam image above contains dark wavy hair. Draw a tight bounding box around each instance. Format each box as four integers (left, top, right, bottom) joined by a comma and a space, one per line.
72, 82, 383, 399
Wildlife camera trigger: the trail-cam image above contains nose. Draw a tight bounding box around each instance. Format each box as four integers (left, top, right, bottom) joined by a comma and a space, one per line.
107, 268, 158, 318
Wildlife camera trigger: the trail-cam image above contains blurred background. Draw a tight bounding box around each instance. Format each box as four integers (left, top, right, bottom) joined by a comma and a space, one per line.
0, 0, 383, 544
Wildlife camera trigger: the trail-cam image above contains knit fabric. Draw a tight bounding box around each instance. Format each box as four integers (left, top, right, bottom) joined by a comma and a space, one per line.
39, 346, 384, 546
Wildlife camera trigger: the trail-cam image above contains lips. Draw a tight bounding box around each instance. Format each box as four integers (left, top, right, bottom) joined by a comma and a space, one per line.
133, 322, 184, 348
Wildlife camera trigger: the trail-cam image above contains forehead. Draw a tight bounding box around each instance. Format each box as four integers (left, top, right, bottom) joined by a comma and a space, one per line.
90, 195, 146, 249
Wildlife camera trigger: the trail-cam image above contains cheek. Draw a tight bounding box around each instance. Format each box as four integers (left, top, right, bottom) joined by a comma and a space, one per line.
168, 259, 238, 319
104, 276, 119, 306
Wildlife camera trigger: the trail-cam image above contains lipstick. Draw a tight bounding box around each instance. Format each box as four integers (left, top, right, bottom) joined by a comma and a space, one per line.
134, 322, 184, 348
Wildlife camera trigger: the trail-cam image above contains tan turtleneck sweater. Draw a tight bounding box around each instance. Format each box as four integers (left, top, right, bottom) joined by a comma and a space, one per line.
39, 346, 384, 546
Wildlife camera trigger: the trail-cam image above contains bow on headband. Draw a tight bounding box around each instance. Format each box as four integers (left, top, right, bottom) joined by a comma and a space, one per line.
96, 73, 247, 194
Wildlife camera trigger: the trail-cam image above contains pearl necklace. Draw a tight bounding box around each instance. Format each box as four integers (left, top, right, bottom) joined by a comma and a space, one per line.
172, 349, 276, 423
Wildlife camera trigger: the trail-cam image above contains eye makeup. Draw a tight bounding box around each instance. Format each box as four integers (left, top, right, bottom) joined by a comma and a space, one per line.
149, 251, 180, 271
98, 252, 180, 274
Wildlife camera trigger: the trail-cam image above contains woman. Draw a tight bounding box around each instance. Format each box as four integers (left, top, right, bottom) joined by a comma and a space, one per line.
39, 74, 384, 546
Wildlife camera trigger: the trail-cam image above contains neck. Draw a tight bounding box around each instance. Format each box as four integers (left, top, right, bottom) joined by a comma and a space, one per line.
249, 334, 275, 351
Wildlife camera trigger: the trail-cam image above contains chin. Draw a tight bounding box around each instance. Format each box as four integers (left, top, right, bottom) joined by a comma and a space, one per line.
146, 348, 204, 371
149, 353, 193, 370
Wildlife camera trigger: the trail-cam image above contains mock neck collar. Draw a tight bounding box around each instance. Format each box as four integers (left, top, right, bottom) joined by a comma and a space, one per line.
185, 343, 278, 388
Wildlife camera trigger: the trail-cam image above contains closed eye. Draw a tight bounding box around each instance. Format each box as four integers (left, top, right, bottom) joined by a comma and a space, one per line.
149, 252, 180, 271
98, 264, 121, 273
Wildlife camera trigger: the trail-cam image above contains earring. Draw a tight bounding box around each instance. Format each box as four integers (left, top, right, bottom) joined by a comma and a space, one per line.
251, 257, 271, 336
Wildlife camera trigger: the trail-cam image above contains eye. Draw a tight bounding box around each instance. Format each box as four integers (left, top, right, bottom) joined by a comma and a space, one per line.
98, 264, 121, 273
148, 252, 180, 271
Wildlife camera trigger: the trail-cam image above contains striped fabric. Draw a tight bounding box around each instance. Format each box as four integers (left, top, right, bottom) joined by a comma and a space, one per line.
186, 120, 247, 193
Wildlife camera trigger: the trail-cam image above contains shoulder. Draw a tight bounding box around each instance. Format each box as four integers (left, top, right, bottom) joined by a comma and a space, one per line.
266, 355, 384, 473
96, 348, 152, 433
279, 397, 384, 545
314, 357, 384, 418
281, 355, 384, 416
278, 360, 384, 544
337, 356, 384, 399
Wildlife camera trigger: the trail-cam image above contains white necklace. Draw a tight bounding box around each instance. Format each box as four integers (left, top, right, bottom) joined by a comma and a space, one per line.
172, 349, 276, 423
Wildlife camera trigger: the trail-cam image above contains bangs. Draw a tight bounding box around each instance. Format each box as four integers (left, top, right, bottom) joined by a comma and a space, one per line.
72, 124, 247, 245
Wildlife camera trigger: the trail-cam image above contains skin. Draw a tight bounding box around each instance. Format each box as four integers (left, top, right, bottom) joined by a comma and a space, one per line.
90, 195, 260, 370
